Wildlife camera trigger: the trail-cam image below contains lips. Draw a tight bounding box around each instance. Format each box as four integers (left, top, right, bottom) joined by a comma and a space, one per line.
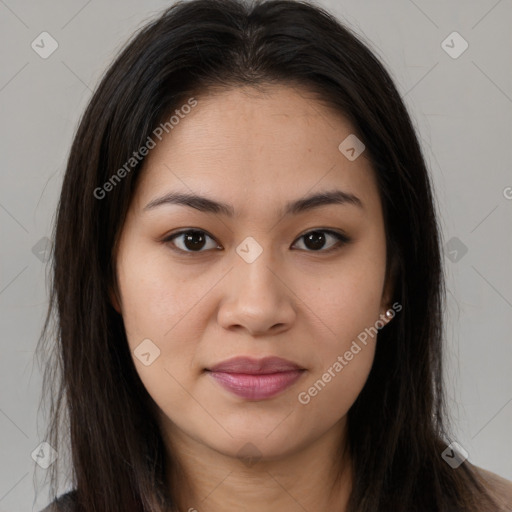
207, 356, 304, 374
205, 356, 305, 400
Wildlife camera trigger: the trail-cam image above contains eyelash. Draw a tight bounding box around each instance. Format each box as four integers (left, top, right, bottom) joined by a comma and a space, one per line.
162, 228, 351, 256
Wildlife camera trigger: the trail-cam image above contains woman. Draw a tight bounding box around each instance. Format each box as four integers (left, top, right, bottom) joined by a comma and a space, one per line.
37, 0, 512, 510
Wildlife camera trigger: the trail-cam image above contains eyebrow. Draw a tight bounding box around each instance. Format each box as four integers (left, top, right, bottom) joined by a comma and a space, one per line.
143, 189, 364, 217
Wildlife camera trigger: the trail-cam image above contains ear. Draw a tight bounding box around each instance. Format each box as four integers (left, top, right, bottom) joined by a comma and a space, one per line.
381, 277, 393, 313
109, 241, 122, 314
380, 252, 398, 314
108, 282, 122, 314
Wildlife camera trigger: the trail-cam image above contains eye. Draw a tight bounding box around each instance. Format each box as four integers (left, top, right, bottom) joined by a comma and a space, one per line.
164, 229, 220, 254
163, 228, 351, 255
292, 229, 351, 253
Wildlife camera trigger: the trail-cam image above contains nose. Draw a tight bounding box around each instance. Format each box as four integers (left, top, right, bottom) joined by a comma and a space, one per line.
217, 251, 297, 337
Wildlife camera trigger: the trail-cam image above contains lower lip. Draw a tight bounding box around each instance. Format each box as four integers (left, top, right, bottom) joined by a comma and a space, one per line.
207, 370, 304, 400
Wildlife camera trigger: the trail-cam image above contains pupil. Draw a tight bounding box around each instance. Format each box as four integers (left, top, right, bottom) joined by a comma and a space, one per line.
305, 231, 325, 250
185, 231, 205, 251
181, 231, 327, 251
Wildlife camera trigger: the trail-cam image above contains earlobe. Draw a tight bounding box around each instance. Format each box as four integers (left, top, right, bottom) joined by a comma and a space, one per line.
381, 252, 398, 315
384, 308, 394, 321
108, 284, 122, 314
380, 260, 398, 325
380, 286, 394, 323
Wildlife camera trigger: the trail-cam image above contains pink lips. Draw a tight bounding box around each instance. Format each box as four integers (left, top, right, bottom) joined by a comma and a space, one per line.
206, 356, 305, 400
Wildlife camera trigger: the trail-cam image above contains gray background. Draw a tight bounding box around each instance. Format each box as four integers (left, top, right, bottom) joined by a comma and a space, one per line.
0, 0, 511, 510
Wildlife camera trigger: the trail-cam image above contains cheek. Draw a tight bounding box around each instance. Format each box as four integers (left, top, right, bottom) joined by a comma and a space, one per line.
116, 248, 214, 406
294, 341, 376, 442
116, 246, 205, 344
292, 244, 385, 423
302, 249, 386, 347
294, 270, 382, 430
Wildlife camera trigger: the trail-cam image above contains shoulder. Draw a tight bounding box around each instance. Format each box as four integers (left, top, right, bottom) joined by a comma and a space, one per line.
471, 464, 512, 511
40, 490, 77, 512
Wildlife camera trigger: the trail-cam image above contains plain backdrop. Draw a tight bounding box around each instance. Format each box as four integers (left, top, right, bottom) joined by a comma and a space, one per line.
0, 0, 511, 510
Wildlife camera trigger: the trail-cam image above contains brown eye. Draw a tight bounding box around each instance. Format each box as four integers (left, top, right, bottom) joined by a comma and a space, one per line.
164, 230, 220, 253
292, 230, 351, 253
163, 228, 351, 256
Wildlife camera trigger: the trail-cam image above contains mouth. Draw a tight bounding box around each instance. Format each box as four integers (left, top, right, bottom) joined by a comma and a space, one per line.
205, 356, 306, 400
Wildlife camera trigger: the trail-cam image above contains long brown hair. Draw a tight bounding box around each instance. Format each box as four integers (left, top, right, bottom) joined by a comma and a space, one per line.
36, 0, 497, 510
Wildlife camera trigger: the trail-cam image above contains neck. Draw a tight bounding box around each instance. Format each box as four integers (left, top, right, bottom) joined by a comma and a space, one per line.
162, 419, 352, 512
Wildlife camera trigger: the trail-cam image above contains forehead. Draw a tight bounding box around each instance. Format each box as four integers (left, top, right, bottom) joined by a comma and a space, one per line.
133, 84, 380, 218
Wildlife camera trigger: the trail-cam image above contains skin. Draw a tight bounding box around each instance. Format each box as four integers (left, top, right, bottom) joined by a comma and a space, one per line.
111, 84, 394, 512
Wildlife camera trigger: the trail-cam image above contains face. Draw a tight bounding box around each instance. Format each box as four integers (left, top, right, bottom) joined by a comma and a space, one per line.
112, 84, 393, 463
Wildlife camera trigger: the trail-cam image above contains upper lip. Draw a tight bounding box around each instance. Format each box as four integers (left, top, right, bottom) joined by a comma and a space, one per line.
207, 356, 304, 374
